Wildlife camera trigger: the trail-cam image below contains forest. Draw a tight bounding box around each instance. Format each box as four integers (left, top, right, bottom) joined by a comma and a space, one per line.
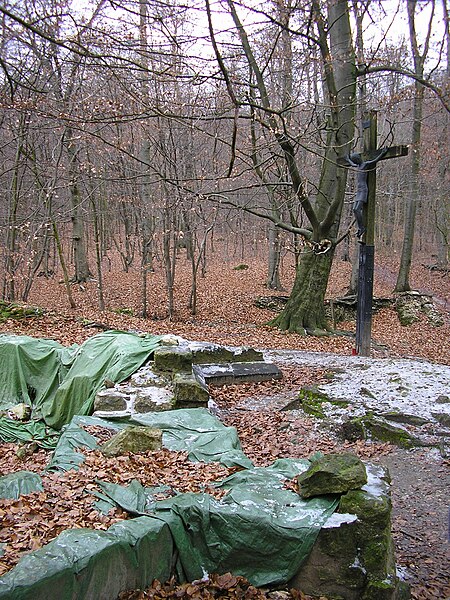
0, 0, 448, 332
0, 3, 450, 600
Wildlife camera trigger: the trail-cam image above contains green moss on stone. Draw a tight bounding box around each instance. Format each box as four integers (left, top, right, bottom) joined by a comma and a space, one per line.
100, 426, 162, 456
153, 346, 193, 373
298, 453, 367, 498
297, 386, 348, 418
173, 372, 209, 408
342, 415, 420, 449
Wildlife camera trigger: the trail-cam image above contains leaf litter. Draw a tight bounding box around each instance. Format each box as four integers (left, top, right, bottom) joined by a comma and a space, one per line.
0, 255, 449, 599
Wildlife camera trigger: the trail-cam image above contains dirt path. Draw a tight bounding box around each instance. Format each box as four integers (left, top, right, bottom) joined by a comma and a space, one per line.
376, 449, 450, 599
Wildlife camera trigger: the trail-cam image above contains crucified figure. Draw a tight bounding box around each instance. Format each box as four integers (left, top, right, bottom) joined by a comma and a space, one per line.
345, 148, 389, 238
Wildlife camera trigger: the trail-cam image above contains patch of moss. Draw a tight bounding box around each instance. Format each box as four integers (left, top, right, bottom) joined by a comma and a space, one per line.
342, 415, 420, 449
0, 300, 43, 322
113, 307, 134, 316
233, 264, 249, 270
297, 386, 349, 418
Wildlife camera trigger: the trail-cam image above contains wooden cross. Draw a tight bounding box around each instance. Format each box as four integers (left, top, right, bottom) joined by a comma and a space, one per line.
338, 111, 409, 356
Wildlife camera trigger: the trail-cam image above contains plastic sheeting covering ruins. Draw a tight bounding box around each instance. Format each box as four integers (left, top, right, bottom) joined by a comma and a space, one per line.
0, 334, 339, 600
0, 331, 162, 430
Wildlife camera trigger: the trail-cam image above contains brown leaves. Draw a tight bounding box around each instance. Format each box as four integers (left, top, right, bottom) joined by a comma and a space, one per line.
0, 447, 231, 575
0, 257, 447, 364
118, 574, 311, 600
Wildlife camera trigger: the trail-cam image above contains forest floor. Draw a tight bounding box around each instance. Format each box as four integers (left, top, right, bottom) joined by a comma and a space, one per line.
0, 251, 449, 599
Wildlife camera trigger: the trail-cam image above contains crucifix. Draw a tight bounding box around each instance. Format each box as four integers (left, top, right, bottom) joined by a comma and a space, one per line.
338, 111, 408, 356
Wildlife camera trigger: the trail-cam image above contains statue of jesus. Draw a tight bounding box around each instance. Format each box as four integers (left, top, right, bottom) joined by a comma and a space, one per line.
344, 148, 388, 238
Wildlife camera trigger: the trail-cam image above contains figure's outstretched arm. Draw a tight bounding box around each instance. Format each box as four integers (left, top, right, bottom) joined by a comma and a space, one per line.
365, 147, 389, 166
345, 155, 359, 167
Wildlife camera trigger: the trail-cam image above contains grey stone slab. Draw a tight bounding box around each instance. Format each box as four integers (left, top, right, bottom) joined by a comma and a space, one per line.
198, 361, 283, 386
231, 362, 283, 383
198, 363, 235, 386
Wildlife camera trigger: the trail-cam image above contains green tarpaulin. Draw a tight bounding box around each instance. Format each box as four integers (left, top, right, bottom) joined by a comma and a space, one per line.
0, 334, 340, 598
0, 331, 162, 431
90, 458, 338, 587
47, 410, 252, 471
0, 471, 43, 500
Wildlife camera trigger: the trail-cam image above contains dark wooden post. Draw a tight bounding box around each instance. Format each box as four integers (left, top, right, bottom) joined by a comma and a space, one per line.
355, 111, 377, 356
338, 113, 408, 357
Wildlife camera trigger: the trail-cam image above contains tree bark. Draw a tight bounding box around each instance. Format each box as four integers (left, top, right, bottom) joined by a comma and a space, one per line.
270, 249, 334, 334
395, 0, 433, 291
65, 130, 91, 283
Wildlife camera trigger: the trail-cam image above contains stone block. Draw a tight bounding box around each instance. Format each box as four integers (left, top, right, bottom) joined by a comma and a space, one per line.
196, 363, 235, 386
173, 372, 209, 408
94, 389, 128, 412
153, 346, 193, 373
134, 387, 176, 413
341, 415, 421, 448
297, 452, 367, 498
231, 362, 282, 383
228, 347, 264, 362
130, 367, 168, 388
100, 426, 162, 456
290, 463, 404, 600
188, 342, 235, 364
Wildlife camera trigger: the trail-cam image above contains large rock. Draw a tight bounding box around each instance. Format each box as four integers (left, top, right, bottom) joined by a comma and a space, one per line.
130, 367, 168, 388
341, 415, 422, 448
187, 342, 235, 364
94, 389, 129, 412
134, 387, 176, 413
100, 426, 162, 456
297, 452, 367, 498
395, 291, 444, 327
291, 463, 409, 600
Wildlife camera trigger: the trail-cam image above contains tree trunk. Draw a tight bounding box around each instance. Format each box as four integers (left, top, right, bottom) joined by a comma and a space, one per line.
270, 0, 355, 332
65, 131, 91, 283
267, 223, 283, 290
270, 249, 334, 333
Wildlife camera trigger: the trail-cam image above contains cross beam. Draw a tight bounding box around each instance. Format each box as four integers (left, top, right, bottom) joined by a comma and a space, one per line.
337, 145, 408, 167
339, 112, 409, 356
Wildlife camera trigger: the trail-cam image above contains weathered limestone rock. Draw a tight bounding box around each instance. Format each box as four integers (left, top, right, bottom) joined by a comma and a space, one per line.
100, 426, 162, 456
395, 291, 444, 327
230, 347, 264, 362
130, 367, 168, 388
382, 411, 430, 427
173, 372, 209, 408
282, 386, 348, 416
134, 387, 175, 413
188, 342, 235, 364
153, 346, 193, 373
341, 415, 421, 448
436, 395, 450, 404
431, 411, 450, 428
93, 341, 284, 416
94, 389, 129, 412
297, 453, 367, 498
291, 463, 408, 600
